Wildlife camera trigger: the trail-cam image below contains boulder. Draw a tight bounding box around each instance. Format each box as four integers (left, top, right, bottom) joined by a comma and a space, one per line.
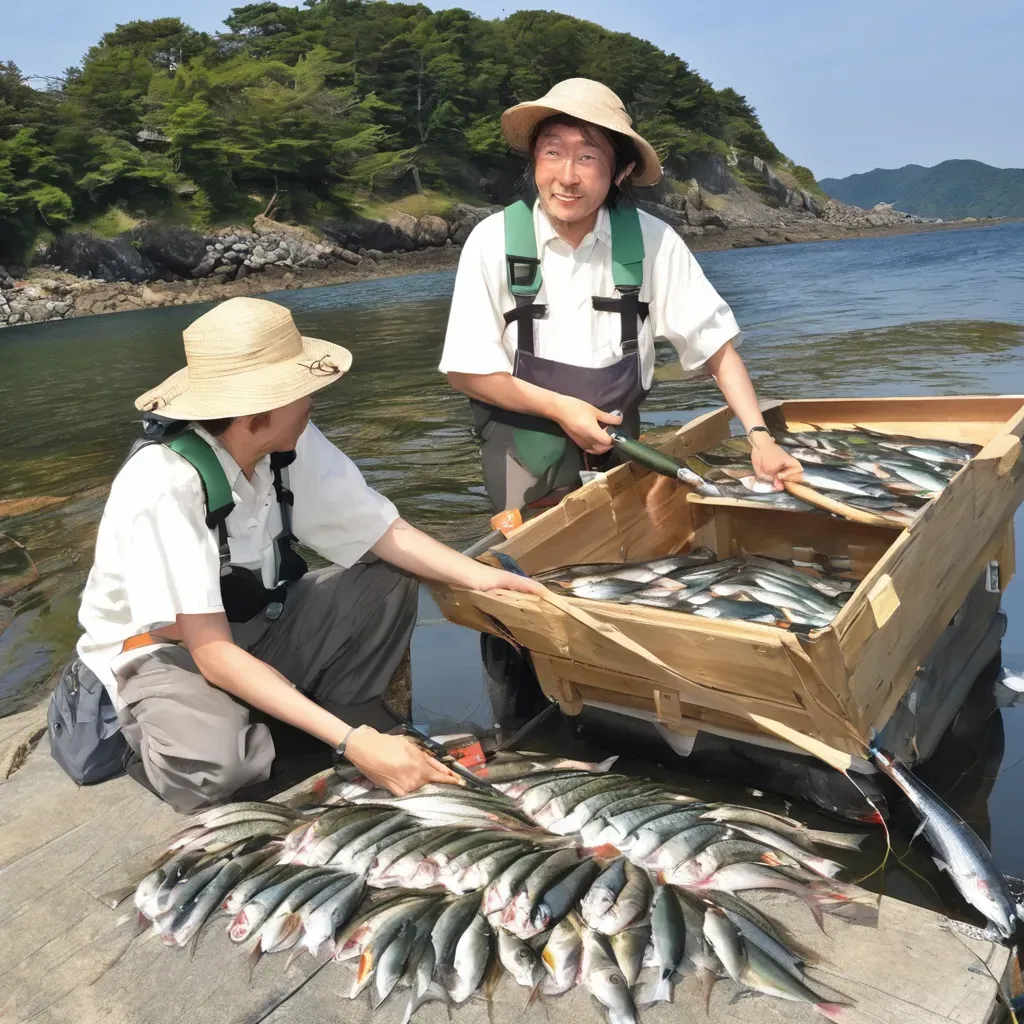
0, 265, 14, 290
688, 155, 734, 195
387, 212, 419, 249
212, 264, 237, 280
636, 200, 687, 230
253, 215, 321, 247
131, 223, 209, 277
416, 215, 450, 248
801, 190, 822, 217
337, 249, 361, 266
447, 203, 496, 245
318, 216, 412, 253
46, 233, 159, 284
191, 254, 218, 279
364, 249, 384, 261
685, 206, 728, 230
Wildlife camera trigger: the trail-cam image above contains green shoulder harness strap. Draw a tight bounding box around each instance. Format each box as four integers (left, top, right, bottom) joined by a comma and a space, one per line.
596, 205, 648, 347
607, 204, 644, 289
504, 200, 542, 298
165, 430, 235, 544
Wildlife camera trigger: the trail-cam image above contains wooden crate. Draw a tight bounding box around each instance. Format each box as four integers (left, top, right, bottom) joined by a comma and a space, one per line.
430, 396, 1024, 757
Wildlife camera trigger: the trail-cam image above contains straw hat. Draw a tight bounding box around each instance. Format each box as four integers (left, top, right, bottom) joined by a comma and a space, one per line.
501, 78, 662, 187
134, 296, 352, 420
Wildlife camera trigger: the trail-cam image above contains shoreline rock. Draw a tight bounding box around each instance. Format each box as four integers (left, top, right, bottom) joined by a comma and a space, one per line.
0, 198, 1008, 330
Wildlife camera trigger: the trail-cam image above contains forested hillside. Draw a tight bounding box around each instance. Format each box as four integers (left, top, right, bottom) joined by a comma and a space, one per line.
0, 0, 792, 263
820, 160, 1024, 220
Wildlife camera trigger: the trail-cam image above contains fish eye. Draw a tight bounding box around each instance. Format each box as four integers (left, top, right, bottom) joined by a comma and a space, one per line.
517, 949, 531, 960
610, 973, 623, 986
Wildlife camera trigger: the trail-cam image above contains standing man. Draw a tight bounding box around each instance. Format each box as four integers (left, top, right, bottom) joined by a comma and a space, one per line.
440, 78, 800, 513
61, 296, 543, 813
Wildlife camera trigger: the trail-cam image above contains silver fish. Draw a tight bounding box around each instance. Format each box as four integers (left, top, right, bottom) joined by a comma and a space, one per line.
582, 926, 639, 1024
649, 885, 686, 1003
872, 748, 1017, 940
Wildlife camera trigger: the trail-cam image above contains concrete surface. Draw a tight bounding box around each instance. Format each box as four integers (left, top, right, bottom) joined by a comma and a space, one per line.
0, 739, 1010, 1024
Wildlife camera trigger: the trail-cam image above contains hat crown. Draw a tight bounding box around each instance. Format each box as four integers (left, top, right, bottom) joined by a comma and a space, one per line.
544, 78, 631, 125
182, 296, 303, 383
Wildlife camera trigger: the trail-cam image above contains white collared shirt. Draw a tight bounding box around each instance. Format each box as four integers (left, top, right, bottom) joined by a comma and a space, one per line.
76, 422, 398, 707
439, 203, 741, 387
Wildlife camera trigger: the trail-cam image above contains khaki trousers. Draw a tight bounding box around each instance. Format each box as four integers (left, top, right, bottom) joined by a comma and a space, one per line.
115, 560, 418, 813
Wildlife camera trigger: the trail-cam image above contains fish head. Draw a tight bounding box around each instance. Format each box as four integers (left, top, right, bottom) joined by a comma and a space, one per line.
228, 907, 258, 942
969, 875, 1017, 940
509, 945, 540, 986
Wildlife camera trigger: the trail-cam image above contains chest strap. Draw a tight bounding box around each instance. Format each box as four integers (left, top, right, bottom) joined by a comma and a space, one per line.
502, 201, 650, 355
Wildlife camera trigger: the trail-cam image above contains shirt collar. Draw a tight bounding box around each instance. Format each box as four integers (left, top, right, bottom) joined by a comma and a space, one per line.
534, 201, 611, 254
192, 425, 274, 494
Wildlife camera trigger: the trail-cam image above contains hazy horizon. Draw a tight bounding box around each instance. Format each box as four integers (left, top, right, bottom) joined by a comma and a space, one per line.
5, 0, 1022, 180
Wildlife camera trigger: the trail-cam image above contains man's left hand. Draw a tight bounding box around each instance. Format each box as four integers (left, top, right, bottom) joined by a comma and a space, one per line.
750, 436, 803, 491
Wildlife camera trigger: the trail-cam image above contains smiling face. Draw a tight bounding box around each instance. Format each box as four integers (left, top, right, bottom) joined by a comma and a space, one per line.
532, 119, 623, 241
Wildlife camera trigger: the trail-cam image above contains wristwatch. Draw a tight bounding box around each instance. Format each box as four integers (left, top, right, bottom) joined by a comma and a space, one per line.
747, 425, 771, 442
333, 724, 359, 762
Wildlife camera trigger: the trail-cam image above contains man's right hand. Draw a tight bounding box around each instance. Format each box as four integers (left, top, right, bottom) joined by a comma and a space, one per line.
344, 726, 465, 795
554, 396, 623, 454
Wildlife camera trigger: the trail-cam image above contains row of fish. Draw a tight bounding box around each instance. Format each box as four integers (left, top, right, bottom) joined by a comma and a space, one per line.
609, 426, 978, 523
117, 742, 1019, 1022
117, 751, 863, 1019
535, 547, 859, 631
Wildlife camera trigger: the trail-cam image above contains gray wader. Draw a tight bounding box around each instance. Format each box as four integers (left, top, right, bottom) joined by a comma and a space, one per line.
471, 201, 651, 513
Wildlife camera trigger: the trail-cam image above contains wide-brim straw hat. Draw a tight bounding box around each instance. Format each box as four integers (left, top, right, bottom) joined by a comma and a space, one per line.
135, 296, 352, 420
501, 78, 663, 187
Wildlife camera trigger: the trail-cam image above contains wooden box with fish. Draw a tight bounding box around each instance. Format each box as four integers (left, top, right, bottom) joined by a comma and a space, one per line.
430, 395, 1024, 766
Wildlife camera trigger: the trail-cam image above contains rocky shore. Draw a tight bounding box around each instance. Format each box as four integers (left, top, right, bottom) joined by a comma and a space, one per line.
0, 159, 996, 330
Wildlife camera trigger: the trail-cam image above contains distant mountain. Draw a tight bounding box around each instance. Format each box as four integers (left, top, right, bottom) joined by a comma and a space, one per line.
819, 160, 1024, 220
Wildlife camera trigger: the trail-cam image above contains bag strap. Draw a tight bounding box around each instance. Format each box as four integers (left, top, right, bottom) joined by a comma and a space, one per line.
502, 201, 546, 357
166, 430, 235, 565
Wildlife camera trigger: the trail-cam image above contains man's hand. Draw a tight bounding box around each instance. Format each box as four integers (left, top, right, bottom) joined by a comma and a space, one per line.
750, 434, 803, 491
462, 563, 548, 597
554, 396, 622, 454
344, 727, 465, 795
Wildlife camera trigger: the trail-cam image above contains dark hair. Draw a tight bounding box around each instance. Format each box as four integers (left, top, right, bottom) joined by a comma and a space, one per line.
195, 412, 272, 436
519, 114, 640, 208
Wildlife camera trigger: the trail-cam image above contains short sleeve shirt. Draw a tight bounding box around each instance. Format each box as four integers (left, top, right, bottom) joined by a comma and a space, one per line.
439, 203, 741, 387
76, 422, 399, 707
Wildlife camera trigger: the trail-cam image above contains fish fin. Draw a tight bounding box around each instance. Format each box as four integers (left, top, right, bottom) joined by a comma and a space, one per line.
932, 857, 950, 875
594, 756, 618, 773
910, 820, 927, 846
806, 829, 868, 851
699, 966, 716, 1014
134, 911, 151, 938
246, 942, 263, 983
801, 890, 830, 930
99, 884, 138, 909
634, 979, 672, 1006
526, 978, 545, 1006
284, 945, 307, 973
814, 1003, 849, 1020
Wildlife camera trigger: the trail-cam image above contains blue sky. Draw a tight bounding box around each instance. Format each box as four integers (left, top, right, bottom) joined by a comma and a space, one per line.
5, 0, 1022, 179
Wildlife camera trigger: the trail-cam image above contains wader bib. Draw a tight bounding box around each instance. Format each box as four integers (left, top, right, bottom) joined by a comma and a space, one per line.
471, 201, 650, 512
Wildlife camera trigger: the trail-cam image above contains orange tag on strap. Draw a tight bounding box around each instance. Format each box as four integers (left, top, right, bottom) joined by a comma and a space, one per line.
490, 509, 523, 537
446, 739, 487, 769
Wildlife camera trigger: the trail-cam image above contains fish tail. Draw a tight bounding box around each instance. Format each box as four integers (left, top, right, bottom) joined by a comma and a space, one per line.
594, 756, 618, 772
100, 884, 138, 909
815, 1003, 848, 1020
801, 890, 831, 930
699, 966, 716, 1014
807, 855, 844, 878
284, 945, 307, 973
246, 942, 263, 983
805, 828, 868, 851
654, 974, 672, 1004
526, 978, 545, 1006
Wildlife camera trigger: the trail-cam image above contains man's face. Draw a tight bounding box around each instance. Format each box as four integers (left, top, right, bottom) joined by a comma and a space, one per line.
533, 123, 616, 228
261, 396, 312, 450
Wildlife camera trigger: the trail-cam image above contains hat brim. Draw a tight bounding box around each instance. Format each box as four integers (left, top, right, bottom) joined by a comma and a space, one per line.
134, 335, 352, 420
501, 101, 663, 187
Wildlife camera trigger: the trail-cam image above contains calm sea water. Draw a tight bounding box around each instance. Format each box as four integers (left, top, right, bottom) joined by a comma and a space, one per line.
1, 220, 1023, 910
